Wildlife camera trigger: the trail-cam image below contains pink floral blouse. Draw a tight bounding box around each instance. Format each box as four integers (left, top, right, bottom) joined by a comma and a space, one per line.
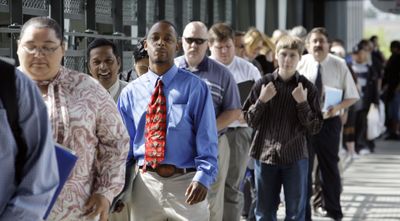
41, 67, 129, 220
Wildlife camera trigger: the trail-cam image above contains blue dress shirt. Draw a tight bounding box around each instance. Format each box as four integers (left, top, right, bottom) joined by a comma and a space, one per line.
118, 65, 218, 188
0, 69, 59, 220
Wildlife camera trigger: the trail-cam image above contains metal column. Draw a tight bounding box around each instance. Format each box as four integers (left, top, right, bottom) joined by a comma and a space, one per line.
192, 0, 201, 21
49, 0, 64, 34
137, 0, 147, 37
113, 0, 124, 72
9, 0, 22, 63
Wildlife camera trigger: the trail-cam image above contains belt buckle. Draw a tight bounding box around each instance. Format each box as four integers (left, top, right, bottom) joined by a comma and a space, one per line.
156, 164, 176, 178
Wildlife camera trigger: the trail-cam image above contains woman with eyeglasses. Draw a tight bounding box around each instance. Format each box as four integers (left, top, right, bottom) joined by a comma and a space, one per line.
16, 16, 129, 221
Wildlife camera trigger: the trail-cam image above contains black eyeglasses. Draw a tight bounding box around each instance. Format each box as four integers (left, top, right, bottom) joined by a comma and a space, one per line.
184, 37, 207, 45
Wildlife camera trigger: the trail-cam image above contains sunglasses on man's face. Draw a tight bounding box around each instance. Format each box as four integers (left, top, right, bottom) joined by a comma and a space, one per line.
184, 37, 207, 45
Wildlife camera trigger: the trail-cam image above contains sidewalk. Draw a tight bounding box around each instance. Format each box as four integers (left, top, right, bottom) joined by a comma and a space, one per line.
338, 139, 400, 221
275, 139, 400, 221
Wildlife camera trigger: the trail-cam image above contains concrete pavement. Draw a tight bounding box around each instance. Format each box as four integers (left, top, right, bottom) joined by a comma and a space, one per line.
338, 140, 400, 221
274, 139, 400, 221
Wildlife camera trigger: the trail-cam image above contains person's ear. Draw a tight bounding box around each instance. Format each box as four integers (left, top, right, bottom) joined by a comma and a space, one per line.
144, 39, 148, 51
117, 56, 121, 67
86, 58, 92, 75
61, 42, 66, 55
176, 39, 180, 52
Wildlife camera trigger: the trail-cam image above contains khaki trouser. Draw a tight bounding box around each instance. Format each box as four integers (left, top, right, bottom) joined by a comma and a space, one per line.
208, 134, 231, 221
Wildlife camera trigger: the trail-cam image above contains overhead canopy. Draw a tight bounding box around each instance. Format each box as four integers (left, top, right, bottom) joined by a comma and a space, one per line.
371, 0, 400, 14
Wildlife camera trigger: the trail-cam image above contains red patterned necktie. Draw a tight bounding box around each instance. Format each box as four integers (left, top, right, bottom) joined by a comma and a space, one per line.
144, 79, 167, 169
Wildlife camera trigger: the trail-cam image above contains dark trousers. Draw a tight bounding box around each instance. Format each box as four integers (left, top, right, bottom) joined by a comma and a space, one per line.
305, 116, 343, 220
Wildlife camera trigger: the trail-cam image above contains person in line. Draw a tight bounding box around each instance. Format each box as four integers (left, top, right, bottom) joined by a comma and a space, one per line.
0, 59, 59, 220
234, 31, 246, 58
175, 21, 242, 221
118, 20, 218, 221
369, 35, 386, 67
255, 34, 276, 76
289, 26, 308, 43
382, 40, 400, 140
349, 42, 380, 155
331, 43, 359, 161
87, 38, 128, 102
17, 16, 129, 221
133, 39, 150, 76
297, 27, 359, 221
243, 27, 265, 75
243, 35, 323, 221
208, 22, 262, 221
120, 38, 149, 82
86, 38, 134, 221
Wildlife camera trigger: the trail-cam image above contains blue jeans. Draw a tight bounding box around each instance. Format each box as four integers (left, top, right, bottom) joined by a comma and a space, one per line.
254, 158, 308, 221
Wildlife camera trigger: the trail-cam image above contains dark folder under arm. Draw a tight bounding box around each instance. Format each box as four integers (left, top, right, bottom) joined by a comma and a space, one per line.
237, 80, 255, 106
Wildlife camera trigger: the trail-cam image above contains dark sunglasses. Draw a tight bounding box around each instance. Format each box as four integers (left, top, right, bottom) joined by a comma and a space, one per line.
184, 37, 207, 45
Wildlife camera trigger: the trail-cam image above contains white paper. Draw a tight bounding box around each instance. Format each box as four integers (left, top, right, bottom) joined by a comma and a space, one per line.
322, 86, 343, 112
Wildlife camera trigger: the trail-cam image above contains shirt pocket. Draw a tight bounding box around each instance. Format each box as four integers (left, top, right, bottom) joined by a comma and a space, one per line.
169, 104, 187, 128
0, 109, 17, 158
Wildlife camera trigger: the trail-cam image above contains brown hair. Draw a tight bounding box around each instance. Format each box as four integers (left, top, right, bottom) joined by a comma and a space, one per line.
306, 27, 329, 44
208, 23, 234, 44
275, 35, 304, 56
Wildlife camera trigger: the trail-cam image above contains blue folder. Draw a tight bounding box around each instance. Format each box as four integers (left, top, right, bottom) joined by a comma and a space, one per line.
43, 143, 78, 219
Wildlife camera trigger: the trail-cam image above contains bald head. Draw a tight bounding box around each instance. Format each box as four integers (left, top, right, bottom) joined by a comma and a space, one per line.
182, 21, 209, 68
183, 21, 208, 39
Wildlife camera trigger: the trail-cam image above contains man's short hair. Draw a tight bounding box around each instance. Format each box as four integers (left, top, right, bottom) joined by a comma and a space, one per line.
146, 20, 179, 40
275, 35, 304, 56
133, 38, 148, 63
208, 23, 235, 44
306, 27, 329, 43
87, 38, 118, 60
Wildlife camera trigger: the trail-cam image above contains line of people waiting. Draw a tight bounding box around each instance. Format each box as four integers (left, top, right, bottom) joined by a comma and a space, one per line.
1, 15, 399, 221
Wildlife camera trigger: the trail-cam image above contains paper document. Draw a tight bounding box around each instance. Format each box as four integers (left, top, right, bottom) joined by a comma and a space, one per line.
322, 86, 343, 112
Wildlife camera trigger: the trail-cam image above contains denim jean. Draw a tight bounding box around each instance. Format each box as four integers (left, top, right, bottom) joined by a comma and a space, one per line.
254, 158, 308, 221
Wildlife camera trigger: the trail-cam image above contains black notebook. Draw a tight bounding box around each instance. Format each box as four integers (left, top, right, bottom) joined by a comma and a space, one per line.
237, 80, 255, 105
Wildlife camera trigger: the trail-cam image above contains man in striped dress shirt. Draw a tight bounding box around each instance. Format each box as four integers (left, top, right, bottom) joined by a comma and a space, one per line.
243, 35, 323, 221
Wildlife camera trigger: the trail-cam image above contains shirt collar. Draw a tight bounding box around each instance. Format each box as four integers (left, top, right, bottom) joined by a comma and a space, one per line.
146, 64, 178, 88
178, 56, 208, 73
272, 69, 300, 83
108, 79, 120, 98
319, 54, 331, 66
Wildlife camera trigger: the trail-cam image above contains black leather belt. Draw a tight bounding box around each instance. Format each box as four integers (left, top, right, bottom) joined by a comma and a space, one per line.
140, 164, 196, 178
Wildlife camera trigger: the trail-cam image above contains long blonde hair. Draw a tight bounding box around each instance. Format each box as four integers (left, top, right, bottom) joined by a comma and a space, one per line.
243, 27, 264, 56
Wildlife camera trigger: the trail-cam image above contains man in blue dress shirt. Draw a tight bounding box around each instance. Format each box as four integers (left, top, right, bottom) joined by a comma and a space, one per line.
118, 21, 218, 220
0, 61, 59, 220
